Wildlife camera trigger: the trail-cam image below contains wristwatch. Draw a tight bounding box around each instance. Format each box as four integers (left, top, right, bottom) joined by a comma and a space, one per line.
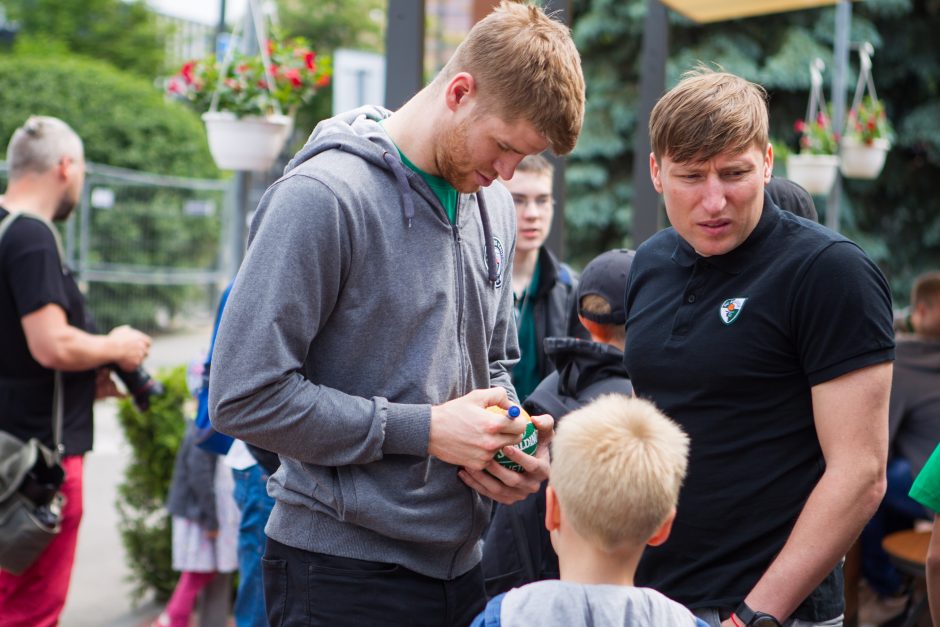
734, 602, 782, 627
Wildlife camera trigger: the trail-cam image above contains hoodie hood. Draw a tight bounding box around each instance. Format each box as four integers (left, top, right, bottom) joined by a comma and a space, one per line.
895, 334, 940, 372
545, 337, 628, 397
282, 105, 500, 280
284, 106, 417, 225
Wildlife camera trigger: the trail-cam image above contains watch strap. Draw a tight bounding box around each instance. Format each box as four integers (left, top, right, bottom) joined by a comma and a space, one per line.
734, 602, 782, 627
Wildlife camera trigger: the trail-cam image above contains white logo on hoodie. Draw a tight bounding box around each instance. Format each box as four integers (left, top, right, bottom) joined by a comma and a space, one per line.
487, 236, 505, 289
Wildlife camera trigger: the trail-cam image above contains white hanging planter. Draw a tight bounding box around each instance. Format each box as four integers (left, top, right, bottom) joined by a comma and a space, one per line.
840, 136, 889, 180
786, 154, 840, 196
202, 111, 292, 172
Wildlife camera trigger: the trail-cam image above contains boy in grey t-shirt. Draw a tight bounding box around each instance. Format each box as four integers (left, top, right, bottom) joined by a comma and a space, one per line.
473, 395, 706, 627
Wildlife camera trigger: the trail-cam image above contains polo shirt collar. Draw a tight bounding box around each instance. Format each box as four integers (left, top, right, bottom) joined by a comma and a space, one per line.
671, 190, 780, 274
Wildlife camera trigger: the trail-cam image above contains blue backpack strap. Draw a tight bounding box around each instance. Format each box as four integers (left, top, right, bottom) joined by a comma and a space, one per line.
204, 282, 234, 369
557, 262, 575, 287
470, 593, 506, 627
194, 281, 235, 454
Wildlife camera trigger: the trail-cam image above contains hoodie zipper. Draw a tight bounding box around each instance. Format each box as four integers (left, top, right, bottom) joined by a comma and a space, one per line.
452, 213, 468, 396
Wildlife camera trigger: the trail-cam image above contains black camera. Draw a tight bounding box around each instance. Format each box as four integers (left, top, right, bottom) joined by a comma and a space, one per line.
112, 366, 164, 412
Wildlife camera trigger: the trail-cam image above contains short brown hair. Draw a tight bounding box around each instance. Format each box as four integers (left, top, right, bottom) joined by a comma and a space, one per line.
437, 1, 585, 155
515, 153, 554, 178
649, 67, 768, 163
911, 271, 940, 308
579, 294, 626, 344
551, 395, 689, 551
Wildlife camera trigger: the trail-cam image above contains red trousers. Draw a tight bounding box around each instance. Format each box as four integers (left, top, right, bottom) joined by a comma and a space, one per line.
0, 455, 84, 627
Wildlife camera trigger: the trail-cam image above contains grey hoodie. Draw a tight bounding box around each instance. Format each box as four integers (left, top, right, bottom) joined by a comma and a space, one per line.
209, 106, 520, 579
495, 580, 705, 627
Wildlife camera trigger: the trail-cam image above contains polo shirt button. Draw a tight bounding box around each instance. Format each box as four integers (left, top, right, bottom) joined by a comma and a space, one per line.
687, 294, 696, 303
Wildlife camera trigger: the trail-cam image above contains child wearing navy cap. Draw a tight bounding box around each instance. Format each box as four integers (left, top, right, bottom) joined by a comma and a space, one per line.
482, 249, 637, 596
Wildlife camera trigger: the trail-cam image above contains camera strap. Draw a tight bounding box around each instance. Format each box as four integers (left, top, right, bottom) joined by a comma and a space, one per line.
0, 211, 65, 461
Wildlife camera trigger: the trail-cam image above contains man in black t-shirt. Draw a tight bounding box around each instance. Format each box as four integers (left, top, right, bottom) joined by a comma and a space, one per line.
0, 116, 152, 626
625, 70, 895, 627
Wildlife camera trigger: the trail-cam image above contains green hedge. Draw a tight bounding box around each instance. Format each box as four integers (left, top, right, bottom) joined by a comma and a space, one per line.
0, 54, 216, 178
115, 366, 188, 603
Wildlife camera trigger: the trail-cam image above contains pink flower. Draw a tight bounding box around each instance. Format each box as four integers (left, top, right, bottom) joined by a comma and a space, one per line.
284, 68, 303, 88
305, 51, 316, 71
794, 119, 806, 133
181, 61, 195, 84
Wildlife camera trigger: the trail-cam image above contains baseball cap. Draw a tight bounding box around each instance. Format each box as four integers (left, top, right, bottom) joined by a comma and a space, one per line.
577, 249, 635, 325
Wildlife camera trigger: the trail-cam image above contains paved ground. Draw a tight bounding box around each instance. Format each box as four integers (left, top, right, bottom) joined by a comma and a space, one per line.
60, 324, 213, 627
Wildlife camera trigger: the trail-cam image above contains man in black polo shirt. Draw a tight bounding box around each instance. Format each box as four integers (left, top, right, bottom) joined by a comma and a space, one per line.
625, 69, 895, 627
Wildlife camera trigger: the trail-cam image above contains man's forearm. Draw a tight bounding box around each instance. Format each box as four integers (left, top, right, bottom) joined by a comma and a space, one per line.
741, 463, 885, 621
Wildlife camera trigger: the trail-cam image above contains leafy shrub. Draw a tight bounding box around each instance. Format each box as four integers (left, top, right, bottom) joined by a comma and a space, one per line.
115, 366, 189, 603
0, 54, 217, 177
2, 0, 166, 77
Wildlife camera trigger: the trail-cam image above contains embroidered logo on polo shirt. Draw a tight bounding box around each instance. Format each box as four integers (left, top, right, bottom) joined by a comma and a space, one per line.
719, 298, 747, 325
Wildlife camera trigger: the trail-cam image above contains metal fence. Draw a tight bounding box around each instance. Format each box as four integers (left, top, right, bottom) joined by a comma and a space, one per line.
0, 161, 236, 333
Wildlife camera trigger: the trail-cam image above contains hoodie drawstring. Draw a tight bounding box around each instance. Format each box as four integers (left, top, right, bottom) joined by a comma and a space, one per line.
382, 152, 497, 285
383, 152, 415, 229
475, 191, 499, 284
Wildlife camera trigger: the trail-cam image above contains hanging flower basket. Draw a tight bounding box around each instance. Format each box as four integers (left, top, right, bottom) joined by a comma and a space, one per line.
202, 112, 292, 172
788, 59, 840, 196
840, 136, 889, 180
839, 45, 893, 180
786, 154, 840, 196
164, 0, 332, 171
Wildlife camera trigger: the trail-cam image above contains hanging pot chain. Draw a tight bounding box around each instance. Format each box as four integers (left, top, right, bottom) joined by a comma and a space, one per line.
209, 0, 283, 117
805, 58, 828, 127
846, 42, 878, 136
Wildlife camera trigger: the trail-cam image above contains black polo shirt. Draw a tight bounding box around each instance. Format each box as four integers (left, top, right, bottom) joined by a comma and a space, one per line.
625, 195, 895, 620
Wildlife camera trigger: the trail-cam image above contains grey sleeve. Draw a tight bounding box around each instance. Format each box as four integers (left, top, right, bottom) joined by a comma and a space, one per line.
208, 175, 430, 465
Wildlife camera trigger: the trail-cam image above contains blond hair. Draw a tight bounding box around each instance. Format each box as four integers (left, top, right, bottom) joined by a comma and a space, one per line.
436, 1, 584, 155
6, 116, 84, 181
649, 67, 768, 163
551, 394, 689, 551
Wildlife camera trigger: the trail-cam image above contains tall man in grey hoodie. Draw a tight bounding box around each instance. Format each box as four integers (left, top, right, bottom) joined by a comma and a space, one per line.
209, 3, 585, 625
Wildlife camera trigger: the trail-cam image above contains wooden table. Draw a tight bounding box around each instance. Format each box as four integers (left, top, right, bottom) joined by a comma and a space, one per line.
882, 529, 931, 627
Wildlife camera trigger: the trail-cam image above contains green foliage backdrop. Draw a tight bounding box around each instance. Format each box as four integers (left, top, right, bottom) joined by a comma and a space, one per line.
568, 0, 940, 305
1, 0, 167, 76
0, 55, 216, 177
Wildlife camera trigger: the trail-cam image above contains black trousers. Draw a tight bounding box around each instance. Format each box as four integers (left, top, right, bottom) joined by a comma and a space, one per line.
262, 537, 486, 627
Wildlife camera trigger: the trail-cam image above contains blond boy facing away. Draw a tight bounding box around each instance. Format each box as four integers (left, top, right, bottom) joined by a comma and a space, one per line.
472, 394, 707, 627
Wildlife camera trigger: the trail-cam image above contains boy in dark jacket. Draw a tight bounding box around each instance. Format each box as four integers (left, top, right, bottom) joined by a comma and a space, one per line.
482, 249, 635, 595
